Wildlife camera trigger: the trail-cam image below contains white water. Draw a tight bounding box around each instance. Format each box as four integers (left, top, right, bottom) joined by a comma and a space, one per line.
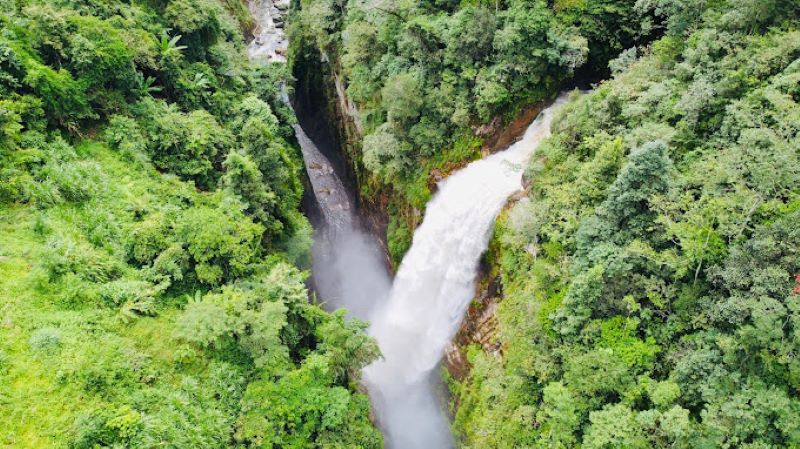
294, 124, 391, 317
364, 97, 566, 448
245, 4, 567, 443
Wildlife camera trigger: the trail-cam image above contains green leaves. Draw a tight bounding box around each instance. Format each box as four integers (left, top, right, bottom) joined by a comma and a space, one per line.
236, 353, 382, 449
158, 31, 187, 59
176, 200, 263, 285
315, 310, 380, 384
584, 404, 648, 449
148, 105, 233, 189
172, 264, 382, 448
453, 5, 800, 448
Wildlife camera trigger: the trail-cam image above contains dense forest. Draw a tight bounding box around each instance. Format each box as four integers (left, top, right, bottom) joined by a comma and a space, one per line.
2, 0, 800, 447
290, 0, 658, 263
292, 0, 800, 448
452, 1, 800, 448
0, 0, 381, 446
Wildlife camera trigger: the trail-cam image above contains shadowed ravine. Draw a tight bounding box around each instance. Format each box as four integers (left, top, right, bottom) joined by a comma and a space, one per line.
247, 3, 564, 446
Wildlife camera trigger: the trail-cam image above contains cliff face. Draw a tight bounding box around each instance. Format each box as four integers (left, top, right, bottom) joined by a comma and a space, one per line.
291, 44, 392, 261
443, 276, 502, 380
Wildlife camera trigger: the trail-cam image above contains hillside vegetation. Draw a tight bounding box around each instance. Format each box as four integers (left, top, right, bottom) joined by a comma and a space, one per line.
291, 0, 658, 263
453, 1, 800, 448
0, 0, 381, 447
3, 0, 800, 447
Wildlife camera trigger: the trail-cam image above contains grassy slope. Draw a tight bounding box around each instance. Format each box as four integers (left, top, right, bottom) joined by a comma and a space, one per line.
0, 142, 191, 446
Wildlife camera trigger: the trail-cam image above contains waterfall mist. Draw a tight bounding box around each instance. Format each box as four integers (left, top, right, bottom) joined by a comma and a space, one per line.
292, 126, 391, 319
363, 96, 567, 448
312, 227, 391, 318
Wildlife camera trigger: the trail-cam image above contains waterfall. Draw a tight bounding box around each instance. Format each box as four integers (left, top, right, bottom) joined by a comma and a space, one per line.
246, 3, 567, 444
363, 97, 566, 448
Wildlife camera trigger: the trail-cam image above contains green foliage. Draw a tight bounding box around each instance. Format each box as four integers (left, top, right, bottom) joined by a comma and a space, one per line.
0, 0, 381, 446
147, 103, 233, 189
236, 354, 382, 449
584, 404, 648, 449
291, 0, 652, 210
176, 197, 263, 285
28, 326, 63, 355
315, 310, 380, 385
452, 3, 800, 448
174, 266, 295, 371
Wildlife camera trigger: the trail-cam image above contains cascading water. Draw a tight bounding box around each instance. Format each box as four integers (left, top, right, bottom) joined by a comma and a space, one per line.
247, 2, 567, 445
364, 97, 566, 448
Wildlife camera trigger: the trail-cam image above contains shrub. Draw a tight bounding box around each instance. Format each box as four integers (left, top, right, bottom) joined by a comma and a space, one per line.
147, 104, 232, 189
64, 337, 155, 394
33, 159, 104, 205
41, 234, 121, 283
29, 326, 63, 355
175, 198, 263, 285
127, 213, 172, 265
144, 243, 190, 288
105, 114, 148, 162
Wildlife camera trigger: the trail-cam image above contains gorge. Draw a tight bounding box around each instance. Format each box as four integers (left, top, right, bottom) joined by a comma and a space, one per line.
1, 0, 797, 447
247, 1, 568, 446
362, 97, 566, 448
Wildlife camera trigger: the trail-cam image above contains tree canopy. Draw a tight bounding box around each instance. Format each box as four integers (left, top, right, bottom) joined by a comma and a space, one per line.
453, 2, 800, 448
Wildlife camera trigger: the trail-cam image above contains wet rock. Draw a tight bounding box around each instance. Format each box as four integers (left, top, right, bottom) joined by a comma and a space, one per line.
473, 116, 501, 137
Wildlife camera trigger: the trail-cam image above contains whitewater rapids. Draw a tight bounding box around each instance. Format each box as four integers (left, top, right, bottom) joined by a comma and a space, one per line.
364, 96, 567, 448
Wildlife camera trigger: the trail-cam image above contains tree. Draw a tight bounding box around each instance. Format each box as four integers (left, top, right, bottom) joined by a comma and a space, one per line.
536, 382, 581, 448
176, 197, 263, 285
598, 140, 673, 237
584, 404, 648, 449
223, 150, 282, 237
175, 283, 290, 371
236, 354, 382, 449
362, 123, 409, 182
381, 72, 424, 125
146, 103, 233, 189
314, 310, 380, 384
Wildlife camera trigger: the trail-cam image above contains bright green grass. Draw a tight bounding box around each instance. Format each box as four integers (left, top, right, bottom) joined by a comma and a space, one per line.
0, 142, 208, 447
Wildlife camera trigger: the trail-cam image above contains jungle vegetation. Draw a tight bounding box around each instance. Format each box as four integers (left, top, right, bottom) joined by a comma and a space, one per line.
291, 0, 660, 263
452, 1, 800, 448
0, 0, 381, 447
2, 0, 800, 447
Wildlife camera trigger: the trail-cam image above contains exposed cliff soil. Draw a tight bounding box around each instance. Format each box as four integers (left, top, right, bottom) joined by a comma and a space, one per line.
443, 270, 502, 380
477, 102, 549, 158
